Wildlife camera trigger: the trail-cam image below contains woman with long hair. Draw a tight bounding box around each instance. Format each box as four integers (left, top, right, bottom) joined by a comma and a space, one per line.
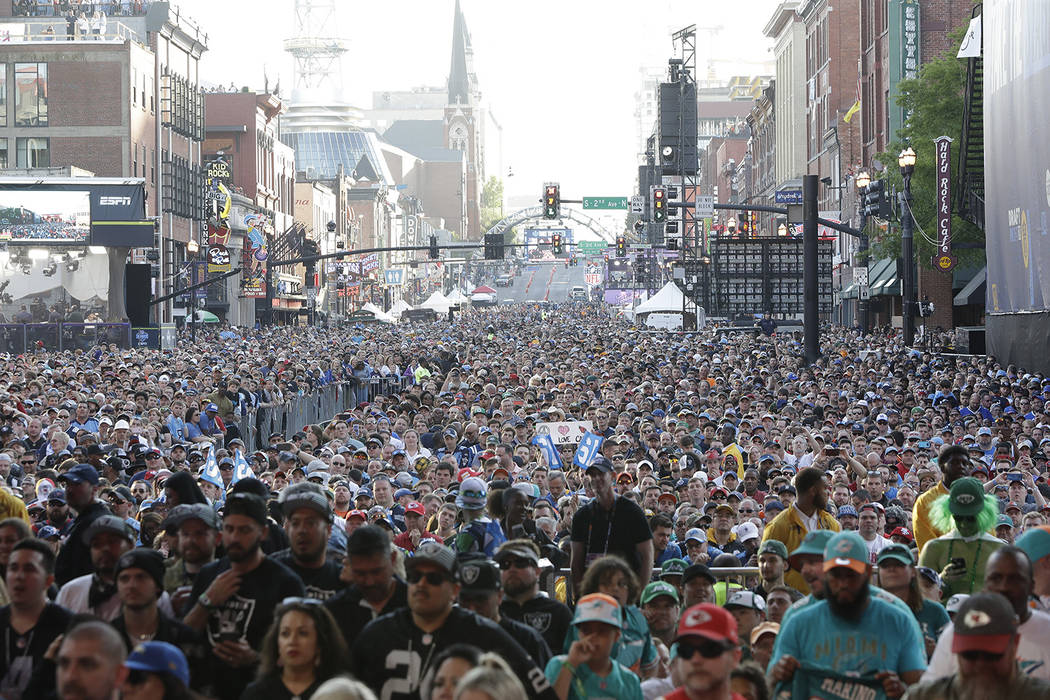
422, 643, 482, 700
241, 598, 351, 700
453, 653, 527, 700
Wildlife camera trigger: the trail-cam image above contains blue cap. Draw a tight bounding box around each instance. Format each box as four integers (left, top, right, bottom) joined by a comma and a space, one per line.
652, 409, 666, 417
977, 427, 993, 436
764, 500, 785, 512
837, 505, 858, 518
37, 525, 60, 539
205, 402, 219, 413
124, 641, 190, 686
58, 464, 100, 486
393, 488, 414, 500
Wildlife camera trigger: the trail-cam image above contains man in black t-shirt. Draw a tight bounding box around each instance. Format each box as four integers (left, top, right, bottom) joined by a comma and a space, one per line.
325, 524, 408, 643
497, 539, 572, 655
350, 541, 556, 700
0, 540, 71, 700
184, 492, 305, 699
269, 482, 345, 600
570, 455, 654, 592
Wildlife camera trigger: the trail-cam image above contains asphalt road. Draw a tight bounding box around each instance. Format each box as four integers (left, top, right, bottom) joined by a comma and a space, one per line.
492, 260, 590, 304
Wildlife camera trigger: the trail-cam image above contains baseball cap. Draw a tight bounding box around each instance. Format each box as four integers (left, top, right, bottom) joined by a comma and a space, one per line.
114, 548, 165, 591
788, 529, 835, 568
749, 621, 780, 647
345, 509, 367, 522
162, 503, 220, 532
684, 527, 705, 544
393, 487, 414, 501
82, 514, 134, 546
585, 456, 614, 474
278, 482, 333, 522
47, 489, 67, 504
682, 563, 716, 585
124, 641, 191, 687
951, 592, 1019, 654
675, 603, 739, 645
495, 544, 539, 566
725, 591, 766, 611
113, 419, 131, 430
945, 593, 970, 614
404, 501, 425, 516
205, 403, 219, 413
37, 525, 61, 539
660, 558, 688, 579
889, 526, 914, 543
58, 463, 100, 485
735, 521, 759, 543
407, 541, 457, 575
764, 499, 785, 514
641, 581, 680, 606
976, 426, 993, 436
456, 476, 488, 511
948, 477, 986, 517
1015, 525, 1050, 564
876, 543, 915, 566
457, 559, 501, 594
572, 593, 622, 629
837, 505, 858, 518
223, 492, 268, 526
822, 531, 870, 574
757, 540, 788, 560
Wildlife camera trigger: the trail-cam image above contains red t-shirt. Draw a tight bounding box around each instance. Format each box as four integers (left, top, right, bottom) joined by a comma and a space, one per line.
659, 688, 748, 700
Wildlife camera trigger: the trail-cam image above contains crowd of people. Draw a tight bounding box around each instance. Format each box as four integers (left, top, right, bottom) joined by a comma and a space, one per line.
0, 303, 1048, 699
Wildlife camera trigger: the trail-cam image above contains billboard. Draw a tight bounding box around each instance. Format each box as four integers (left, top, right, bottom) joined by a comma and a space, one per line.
0, 190, 90, 243
0, 179, 151, 247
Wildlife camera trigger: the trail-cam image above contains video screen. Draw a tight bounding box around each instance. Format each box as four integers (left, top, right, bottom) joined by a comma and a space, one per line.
0, 189, 91, 243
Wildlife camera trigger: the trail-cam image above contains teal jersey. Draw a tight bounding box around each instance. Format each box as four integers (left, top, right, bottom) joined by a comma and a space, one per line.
564, 605, 657, 674
771, 595, 927, 677
544, 655, 643, 700
915, 598, 950, 644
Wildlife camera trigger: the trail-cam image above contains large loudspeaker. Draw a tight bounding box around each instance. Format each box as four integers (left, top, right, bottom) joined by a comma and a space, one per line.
657, 82, 698, 175
124, 263, 151, 326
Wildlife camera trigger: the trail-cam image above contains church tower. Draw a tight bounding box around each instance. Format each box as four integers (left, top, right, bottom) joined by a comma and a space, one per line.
444, 0, 484, 240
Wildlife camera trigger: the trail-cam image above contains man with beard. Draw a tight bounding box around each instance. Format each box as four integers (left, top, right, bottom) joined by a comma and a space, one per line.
761, 466, 840, 595
270, 481, 345, 600
913, 445, 971, 551
184, 492, 305, 699
110, 549, 197, 655
55, 514, 137, 620
908, 593, 1050, 698
923, 547, 1050, 682
350, 541, 557, 700
39, 489, 72, 538
325, 524, 408, 642
770, 531, 926, 699
497, 539, 572, 655
54, 464, 109, 586
162, 504, 220, 616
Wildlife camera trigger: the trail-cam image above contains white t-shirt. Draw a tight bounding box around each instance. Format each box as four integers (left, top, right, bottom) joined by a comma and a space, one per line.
922, 608, 1050, 682
56, 574, 176, 622
862, 533, 891, 565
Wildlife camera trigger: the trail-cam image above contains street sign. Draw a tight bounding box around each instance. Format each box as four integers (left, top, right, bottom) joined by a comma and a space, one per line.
775, 189, 803, 205
695, 195, 715, 217
384, 269, 404, 286
933, 253, 958, 272
582, 196, 628, 210
629, 195, 644, 214
305, 286, 318, 302
854, 266, 870, 300
577, 240, 609, 255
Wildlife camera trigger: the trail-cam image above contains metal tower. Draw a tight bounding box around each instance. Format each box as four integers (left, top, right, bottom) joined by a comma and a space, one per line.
283, 0, 347, 91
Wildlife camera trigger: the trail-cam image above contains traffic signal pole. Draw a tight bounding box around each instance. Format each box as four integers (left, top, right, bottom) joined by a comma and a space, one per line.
803, 174, 820, 365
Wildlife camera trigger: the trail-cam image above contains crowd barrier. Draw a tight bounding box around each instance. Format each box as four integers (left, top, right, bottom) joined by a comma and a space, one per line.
233, 374, 413, 450
543, 566, 760, 605
0, 323, 131, 353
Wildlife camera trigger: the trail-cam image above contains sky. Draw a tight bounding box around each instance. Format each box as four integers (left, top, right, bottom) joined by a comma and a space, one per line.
180, 0, 781, 226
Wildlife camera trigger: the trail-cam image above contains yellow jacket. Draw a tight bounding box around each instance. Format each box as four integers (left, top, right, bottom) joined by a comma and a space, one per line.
761, 504, 840, 594
912, 481, 949, 553
0, 489, 29, 525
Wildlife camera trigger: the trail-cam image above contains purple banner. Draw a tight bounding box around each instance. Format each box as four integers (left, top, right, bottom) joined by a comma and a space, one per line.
933, 136, 955, 272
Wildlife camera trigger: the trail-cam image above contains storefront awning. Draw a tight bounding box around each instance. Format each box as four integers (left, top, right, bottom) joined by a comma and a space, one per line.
840, 283, 857, 299
954, 266, 986, 306
869, 258, 899, 296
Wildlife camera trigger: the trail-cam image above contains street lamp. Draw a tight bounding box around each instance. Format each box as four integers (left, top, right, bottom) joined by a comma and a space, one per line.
898, 147, 917, 346
777, 223, 787, 237
854, 170, 871, 335
726, 217, 737, 236
855, 170, 871, 190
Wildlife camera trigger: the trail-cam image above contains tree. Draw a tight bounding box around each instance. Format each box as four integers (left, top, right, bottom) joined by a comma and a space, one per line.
871, 25, 984, 268
479, 176, 504, 233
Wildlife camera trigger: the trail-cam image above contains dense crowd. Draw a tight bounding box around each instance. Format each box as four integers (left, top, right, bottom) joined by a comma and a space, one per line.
0, 304, 1049, 700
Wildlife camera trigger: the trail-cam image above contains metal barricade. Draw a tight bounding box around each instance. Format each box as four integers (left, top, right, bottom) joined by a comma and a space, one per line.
0, 325, 26, 354
0, 323, 131, 353
542, 566, 760, 606
24, 323, 59, 351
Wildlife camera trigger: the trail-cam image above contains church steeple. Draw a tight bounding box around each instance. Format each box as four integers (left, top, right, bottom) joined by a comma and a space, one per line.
447, 0, 476, 106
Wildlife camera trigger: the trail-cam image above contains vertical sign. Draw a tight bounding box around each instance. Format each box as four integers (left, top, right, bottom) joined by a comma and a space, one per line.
901, 0, 920, 124
933, 136, 957, 272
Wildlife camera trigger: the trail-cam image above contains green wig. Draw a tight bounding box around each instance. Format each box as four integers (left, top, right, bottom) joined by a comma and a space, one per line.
929, 492, 1000, 534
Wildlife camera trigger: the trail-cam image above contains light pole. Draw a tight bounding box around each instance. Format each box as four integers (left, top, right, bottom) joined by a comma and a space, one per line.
726, 217, 737, 238
898, 147, 917, 347
855, 170, 871, 335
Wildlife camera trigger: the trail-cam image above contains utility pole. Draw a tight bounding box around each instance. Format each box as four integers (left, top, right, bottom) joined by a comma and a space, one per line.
803, 174, 820, 364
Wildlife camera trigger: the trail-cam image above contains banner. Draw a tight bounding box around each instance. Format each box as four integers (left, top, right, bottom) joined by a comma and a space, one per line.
232, 449, 254, 483
240, 213, 269, 299
933, 136, 956, 272
573, 432, 604, 469
535, 421, 594, 445
0, 180, 151, 247
200, 447, 223, 490
531, 434, 563, 470
774, 667, 887, 700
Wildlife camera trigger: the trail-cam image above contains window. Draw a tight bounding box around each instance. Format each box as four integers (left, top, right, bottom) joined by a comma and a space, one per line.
0, 64, 7, 127
16, 137, 49, 167
14, 63, 47, 126
132, 141, 138, 176
132, 68, 137, 105
0, 139, 7, 169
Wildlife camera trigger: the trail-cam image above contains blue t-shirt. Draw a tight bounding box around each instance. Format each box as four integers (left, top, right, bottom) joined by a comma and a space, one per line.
544, 655, 643, 700
772, 595, 927, 677
564, 605, 657, 674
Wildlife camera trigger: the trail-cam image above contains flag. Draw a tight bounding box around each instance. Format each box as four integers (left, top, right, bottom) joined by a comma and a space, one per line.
531, 434, 563, 470
573, 432, 605, 470
843, 58, 862, 123
200, 446, 223, 490
722, 442, 745, 479
233, 449, 254, 483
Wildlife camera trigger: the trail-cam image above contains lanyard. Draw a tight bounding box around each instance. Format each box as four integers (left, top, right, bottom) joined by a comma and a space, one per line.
946, 537, 983, 593
587, 497, 619, 557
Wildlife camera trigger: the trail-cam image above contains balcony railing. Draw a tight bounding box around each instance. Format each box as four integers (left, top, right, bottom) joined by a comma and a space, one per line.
13, 1, 154, 18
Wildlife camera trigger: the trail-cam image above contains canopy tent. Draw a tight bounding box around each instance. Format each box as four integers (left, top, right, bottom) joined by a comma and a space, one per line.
359, 302, 396, 324
419, 291, 452, 313
187, 310, 220, 323
446, 289, 470, 304
631, 281, 705, 329
388, 299, 412, 317
472, 285, 496, 294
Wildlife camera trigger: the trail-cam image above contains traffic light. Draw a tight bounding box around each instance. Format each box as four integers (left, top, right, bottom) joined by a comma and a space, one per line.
749, 211, 758, 236
428, 235, 439, 259
552, 233, 562, 255
652, 187, 666, 223
484, 233, 504, 260
543, 184, 560, 219
863, 180, 889, 218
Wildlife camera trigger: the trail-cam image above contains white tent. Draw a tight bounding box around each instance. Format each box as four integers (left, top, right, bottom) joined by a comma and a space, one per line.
360, 302, 397, 324
446, 289, 469, 305
419, 291, 451, 313
632, 281, 705, 329
388, 299, 412, 317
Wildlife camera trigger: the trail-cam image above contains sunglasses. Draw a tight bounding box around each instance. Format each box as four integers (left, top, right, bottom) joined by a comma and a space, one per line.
677, 639, 733, 660
20, 460, 35, 466
738, 508, 756, 514
499, 558, 534, 570
406, 570, 451, 586
281, 596, 323, 606
959, 650, 1004, 662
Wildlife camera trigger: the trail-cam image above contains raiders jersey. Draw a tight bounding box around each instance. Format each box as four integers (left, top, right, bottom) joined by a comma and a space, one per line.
351, 606, 557, 700
502, 594, 574, 655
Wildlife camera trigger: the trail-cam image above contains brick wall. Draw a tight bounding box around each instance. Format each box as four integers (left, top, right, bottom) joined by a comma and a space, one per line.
51, 135, 122, 175
918, 265, 954, 330
49, 60, 123, 127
